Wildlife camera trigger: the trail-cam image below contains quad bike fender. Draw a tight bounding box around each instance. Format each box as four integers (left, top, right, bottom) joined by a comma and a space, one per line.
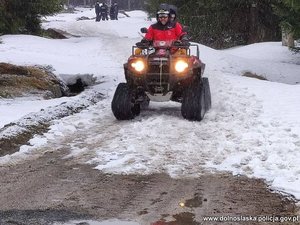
189, 56, 206, 77
190, 56, 203, 68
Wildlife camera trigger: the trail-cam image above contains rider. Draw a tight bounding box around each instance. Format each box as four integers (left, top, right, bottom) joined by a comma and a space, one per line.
143, 8, 186, 43
136, 6, 188, 55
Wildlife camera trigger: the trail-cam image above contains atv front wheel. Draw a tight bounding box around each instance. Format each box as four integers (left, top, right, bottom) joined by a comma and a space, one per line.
181, 79, 206, 121
132, 103, 141, 116
111, 83, 137, 120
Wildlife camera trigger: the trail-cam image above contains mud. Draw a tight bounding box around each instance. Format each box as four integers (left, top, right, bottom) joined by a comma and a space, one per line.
0, 148, 299, 225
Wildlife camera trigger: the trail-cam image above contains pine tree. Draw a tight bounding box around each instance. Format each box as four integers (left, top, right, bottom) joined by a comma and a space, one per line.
146, 0, 281, 49
0, 0, 64, 35
0, 0, 5, 33
274, 0, 300, 39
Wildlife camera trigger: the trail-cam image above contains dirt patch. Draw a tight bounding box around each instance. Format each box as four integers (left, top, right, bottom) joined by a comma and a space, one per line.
0, 63, 68, 98
0, 148, 298, 225
0, 123, 50, 157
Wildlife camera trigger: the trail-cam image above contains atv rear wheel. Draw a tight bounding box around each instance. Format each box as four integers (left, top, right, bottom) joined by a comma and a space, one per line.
111, 83, 137, 120
140, 97, 150, 109
203, 77, 211, 111
181, 79, 206, 121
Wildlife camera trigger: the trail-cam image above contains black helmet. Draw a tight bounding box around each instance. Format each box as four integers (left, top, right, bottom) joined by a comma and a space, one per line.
158, 3, 169, 11
169, 4, 178, 20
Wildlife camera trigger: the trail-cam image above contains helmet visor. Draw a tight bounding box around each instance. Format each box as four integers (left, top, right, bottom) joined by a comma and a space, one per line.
158, 13, 169, 18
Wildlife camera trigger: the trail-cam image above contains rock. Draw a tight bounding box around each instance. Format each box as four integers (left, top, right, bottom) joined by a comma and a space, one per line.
45, 28, 68, 39
43, 28, 80, 39
76, 16, 90, 21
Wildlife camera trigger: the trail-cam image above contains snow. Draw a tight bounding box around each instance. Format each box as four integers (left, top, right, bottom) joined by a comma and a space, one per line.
0, 97, 67, 128
1, 8, 300, 200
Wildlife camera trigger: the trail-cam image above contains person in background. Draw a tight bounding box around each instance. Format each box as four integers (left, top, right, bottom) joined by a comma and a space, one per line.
100, 2, 109, 21
110, 5, 115, 20
95, 1, 101, 22
109, 5, 115, 20
113, 2, 119, 20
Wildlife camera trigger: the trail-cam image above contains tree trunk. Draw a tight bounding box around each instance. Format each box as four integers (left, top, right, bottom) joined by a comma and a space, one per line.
128, 0, 131, 10
248, 3, 259, 43
282, 30, 295, 47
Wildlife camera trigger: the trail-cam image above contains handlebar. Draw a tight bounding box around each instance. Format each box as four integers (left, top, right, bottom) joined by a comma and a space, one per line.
136, 40, 190, 49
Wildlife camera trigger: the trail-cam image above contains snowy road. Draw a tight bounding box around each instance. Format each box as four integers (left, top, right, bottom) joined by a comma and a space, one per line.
0, 142, 297, 225
3, 33, 300, 199
1, 8, 300, 219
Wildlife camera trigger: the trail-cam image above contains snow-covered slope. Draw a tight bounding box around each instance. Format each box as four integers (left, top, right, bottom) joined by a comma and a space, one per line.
1, 8, 300, 200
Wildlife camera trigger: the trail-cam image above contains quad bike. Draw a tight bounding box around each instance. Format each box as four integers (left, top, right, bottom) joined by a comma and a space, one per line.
111, 35, 211, 121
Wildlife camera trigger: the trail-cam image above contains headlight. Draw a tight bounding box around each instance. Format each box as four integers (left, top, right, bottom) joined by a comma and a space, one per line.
175, 60, 189, 73
131, 60, 145, 72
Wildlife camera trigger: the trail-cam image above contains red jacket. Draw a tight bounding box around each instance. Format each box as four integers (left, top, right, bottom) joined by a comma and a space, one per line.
145, 21, 185, 42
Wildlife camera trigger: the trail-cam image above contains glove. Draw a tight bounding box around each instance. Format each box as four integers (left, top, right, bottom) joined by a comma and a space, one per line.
181, 40, 190, 47
136, 39, 150, 48
140, 27, 148, 34
173, 40, 182, 46
181, 35, 189, 42
180, 35, 190, 47
141, 39, 150, 44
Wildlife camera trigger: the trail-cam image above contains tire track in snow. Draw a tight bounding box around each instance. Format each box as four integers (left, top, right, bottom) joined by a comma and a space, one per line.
4, 71, 261, 174
33, 68, 300, 199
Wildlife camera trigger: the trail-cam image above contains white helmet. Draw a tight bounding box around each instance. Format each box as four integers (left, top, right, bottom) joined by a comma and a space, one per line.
156, 9, 169, 18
